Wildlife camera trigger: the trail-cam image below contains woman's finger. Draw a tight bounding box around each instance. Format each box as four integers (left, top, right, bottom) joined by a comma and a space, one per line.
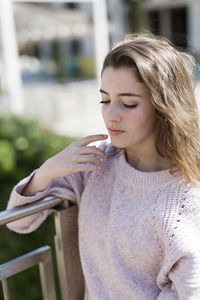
77, 154, 102, 166
73, 163, 101, 173
77, 134, 108, 146
79, 146, 106, 159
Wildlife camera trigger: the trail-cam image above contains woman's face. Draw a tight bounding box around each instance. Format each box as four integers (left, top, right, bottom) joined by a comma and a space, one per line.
100, 66, 157, 152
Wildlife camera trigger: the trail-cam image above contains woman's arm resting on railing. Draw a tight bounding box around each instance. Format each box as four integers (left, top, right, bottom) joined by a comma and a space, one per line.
6, 135, 107, 233
21, 162, 53, 197
6, 170, 86, 233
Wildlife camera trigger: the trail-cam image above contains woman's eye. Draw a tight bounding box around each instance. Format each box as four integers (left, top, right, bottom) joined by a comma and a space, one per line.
99, 100, 110, 104
99, 101, 138, 109
123, 104, 138, 109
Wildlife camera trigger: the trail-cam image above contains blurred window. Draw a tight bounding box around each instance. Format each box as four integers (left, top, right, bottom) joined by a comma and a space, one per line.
171, 7, 187, 48
148, 10, 160, 35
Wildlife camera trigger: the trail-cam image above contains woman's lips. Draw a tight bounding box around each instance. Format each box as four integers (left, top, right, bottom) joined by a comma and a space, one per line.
108, 128, 125, 136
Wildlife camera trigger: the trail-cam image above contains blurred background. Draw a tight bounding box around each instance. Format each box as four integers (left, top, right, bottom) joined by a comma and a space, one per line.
0, 0, 200, 299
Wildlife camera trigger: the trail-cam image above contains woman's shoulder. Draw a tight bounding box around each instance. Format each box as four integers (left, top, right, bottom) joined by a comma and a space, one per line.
97, 141, 122, 158
162, 172, 200, 207
179, 184, 200, 216
155, 182, 200, 234
81, 142, 121, 184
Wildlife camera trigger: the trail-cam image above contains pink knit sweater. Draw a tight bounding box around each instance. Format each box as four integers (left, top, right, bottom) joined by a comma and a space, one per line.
7, 143, 200, 299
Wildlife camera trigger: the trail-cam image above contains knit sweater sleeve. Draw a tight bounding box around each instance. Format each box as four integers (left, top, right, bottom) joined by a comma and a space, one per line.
6, 169, 89, 233
6, 141, 112, 234
156, 185, 200, 300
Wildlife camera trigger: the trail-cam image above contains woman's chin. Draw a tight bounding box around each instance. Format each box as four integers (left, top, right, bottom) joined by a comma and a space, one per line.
109, 137, 126, 149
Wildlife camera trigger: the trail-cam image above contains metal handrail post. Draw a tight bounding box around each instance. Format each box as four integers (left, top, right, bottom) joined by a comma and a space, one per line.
53, 204, 84, 300
2, 279, 10, 300
39, 248, 57, 300
0, 197, 84, 299
0, 246, 57, 300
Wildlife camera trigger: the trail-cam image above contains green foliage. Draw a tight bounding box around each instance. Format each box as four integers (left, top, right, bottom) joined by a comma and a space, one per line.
127, 0, 148, 33
0, 114, 76, 300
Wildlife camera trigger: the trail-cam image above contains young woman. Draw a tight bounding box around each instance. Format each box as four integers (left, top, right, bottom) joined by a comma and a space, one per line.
7, 34, 200, 299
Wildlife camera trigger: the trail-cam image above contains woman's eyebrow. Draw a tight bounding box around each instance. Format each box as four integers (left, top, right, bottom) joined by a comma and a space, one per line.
99, 89, 142, 97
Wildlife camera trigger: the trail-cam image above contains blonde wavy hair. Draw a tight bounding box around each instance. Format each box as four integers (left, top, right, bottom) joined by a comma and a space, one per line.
102, 33, 200, 187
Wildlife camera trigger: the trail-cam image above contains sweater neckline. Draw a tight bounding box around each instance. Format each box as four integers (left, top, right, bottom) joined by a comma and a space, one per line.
116, 149, 180, 190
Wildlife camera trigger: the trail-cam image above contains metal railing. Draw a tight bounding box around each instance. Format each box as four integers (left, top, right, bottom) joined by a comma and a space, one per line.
0, 196, 85, 300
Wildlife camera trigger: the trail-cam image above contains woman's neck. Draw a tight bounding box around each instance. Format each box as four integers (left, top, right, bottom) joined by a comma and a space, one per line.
125, 147, 169, 172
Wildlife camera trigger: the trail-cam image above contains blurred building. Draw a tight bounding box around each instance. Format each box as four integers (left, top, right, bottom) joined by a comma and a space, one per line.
0, 0, 128, 137
145, 0, 200, 56
12, 0, 127, 83
13, 2, 94, 83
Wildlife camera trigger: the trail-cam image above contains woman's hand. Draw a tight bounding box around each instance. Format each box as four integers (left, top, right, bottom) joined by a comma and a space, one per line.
42, 134, 108, 180
21, 134, 108, 196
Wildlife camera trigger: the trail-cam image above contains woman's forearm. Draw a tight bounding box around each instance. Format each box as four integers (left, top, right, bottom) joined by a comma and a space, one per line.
21, 162, 52, 196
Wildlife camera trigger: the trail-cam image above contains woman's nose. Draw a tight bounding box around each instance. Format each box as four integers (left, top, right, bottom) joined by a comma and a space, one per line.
105, 103, 121, 122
